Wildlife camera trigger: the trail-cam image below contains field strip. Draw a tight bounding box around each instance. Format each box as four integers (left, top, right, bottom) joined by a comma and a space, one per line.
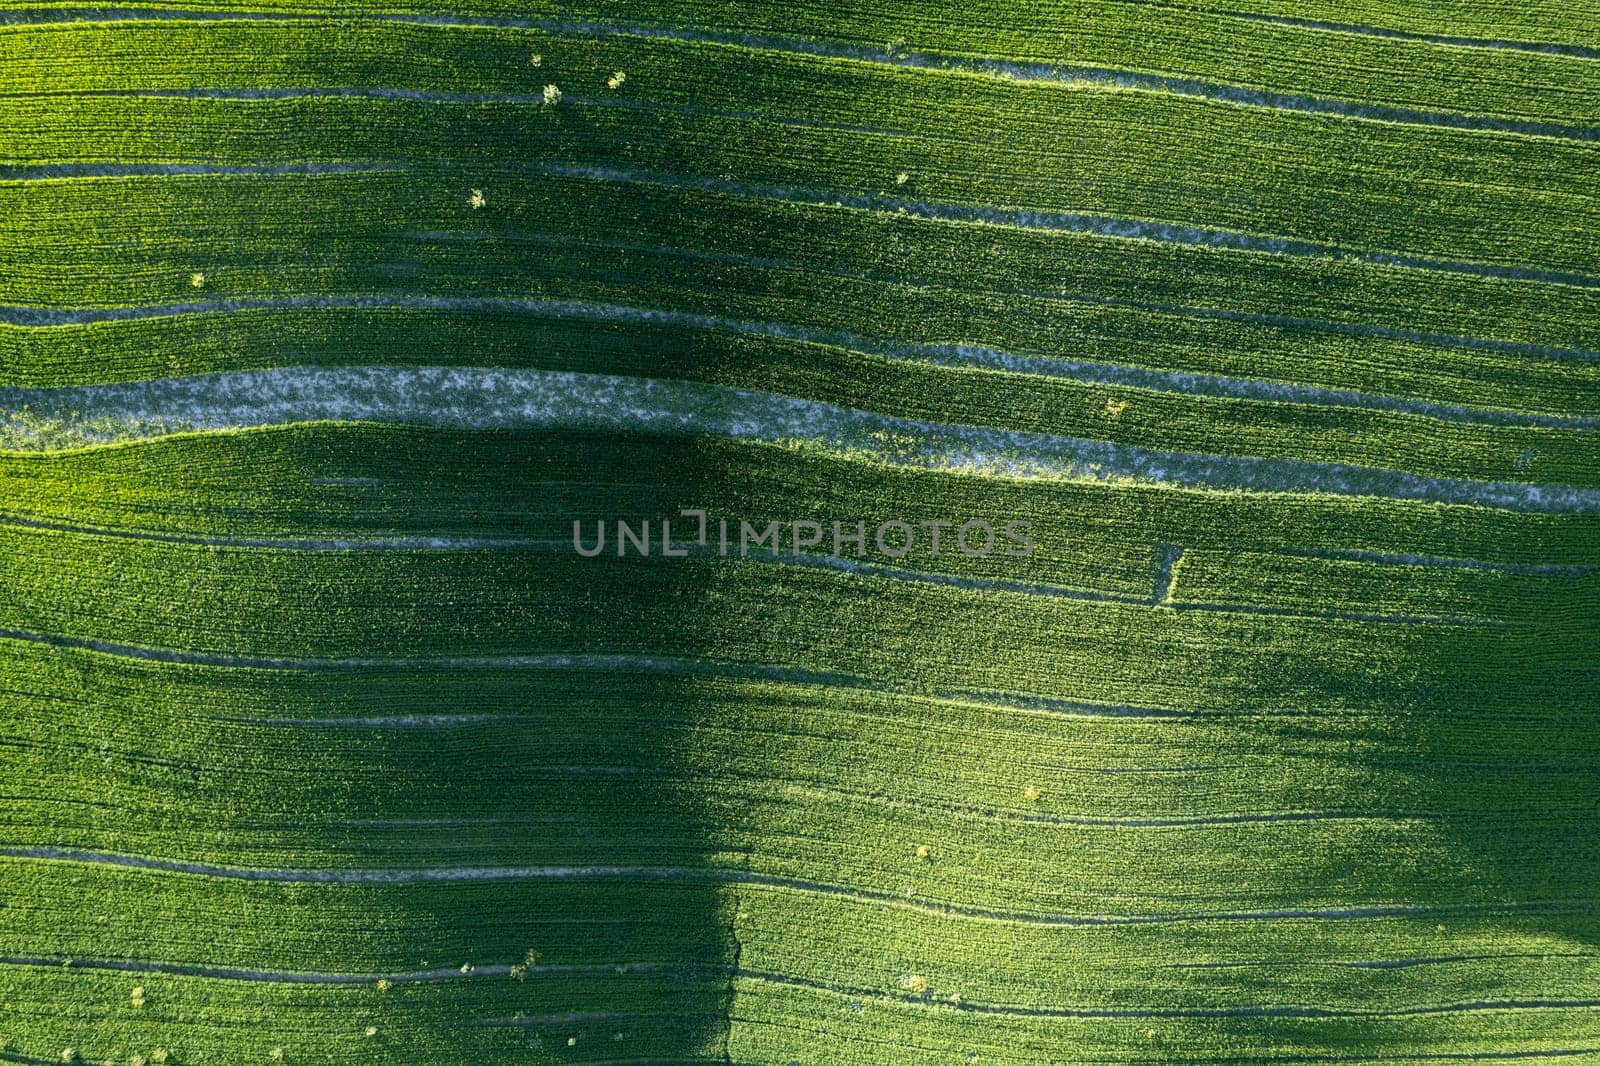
3, 366, 1592, 511
474, 1011, 723, 1029
724, 779, 1429, 829
8, 151, 1595, 289
0, 635, 1226, 720
20, 285, 1585, 427
1278, 548, 1596, 575
0, 955, 506, 983
0, 603, 1505, 681
7, 97, 1594, 278
3, 510, 1586, 582
1173, 952, 1600, 971
725, 1033, 1600, 1064
7, 279, 1597, 376
2, 494, 1567, 614
8, 292, 1596, 416
11, 173, 1597, 371
732, 969, 1600, 1019
0, 637, 1220, 721
410, 224, 1600, 366
3, 847, 1596, 926
9, 3, 1600, 70
0, 511, 546, 549
1216, 11, 1600, 58
0, 954, 721, 983
8, 167, 1599, 361
220, 713, 535, 727
6, 22, 1598, 141
0, 949, 725, 997
528, 164, 1600, 289
20, 291, 1587, 426
398, 229, 1600, 369
0, 514, 1139, 616
10, 182, 1594, 299
0, 1044, 719, 1066
4, 424, 1592, 568
0, 531, 1575, 635
0, 513, 1529, 627
0, 161, 402, 180
0, 84, 926, 142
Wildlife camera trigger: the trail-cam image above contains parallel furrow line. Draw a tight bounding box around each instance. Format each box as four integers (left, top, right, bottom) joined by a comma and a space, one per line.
735, 967, 1600, 1018
3, 847, 1596, 927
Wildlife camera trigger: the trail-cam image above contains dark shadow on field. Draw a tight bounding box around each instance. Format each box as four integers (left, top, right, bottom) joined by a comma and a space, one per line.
7, 427, 748, 1062
276, 428, 752, 1063
1151, 516, 1600, 1057
1381, 571, 1600, 938
1286, 570, 1600, 939
24, 421, 1600, 1061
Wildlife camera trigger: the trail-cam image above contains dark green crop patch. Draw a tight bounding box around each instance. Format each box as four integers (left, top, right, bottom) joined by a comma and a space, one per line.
1, 2, 1597, 1063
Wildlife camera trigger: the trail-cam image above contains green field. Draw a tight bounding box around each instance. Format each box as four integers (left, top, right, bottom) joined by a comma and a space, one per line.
1, 3, 1598, 1063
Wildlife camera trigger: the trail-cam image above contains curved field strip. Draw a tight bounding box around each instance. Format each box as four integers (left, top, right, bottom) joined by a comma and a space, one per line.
3, 368, 1598, 503
10, 297, 1595, 429
4, 75, 1598, 276
4, 14, 1600, 137
8, 170, 1600, 380
2, 0, 1598, 53
8, 169, 1600, 354
1, 2, 1597, 1065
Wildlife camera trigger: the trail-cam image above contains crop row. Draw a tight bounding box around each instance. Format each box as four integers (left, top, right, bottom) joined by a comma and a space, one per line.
4, 517, 1590, 710
4, 426, 1596, 563
8, 647, 1596, 837
0, 501, 1588, 651
0, 944, 730, 1063
728, 975, 1600, 1065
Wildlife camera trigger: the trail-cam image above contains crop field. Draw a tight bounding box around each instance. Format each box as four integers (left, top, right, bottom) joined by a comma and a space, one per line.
1, 2, 1598, 1063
